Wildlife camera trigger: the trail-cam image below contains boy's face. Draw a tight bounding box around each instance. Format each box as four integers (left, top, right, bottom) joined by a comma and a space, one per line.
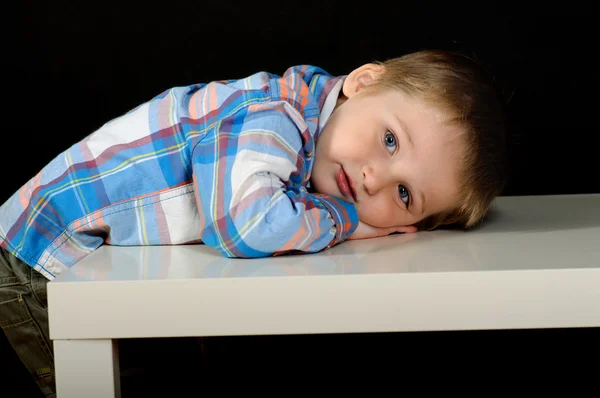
311, 64, 465, 228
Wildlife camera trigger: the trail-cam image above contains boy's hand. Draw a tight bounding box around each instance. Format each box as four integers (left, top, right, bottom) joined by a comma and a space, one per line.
347, 221, 417, 240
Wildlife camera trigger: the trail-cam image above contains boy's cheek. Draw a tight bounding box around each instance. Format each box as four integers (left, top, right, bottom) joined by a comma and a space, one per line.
357, 207, 398, 228
356, 199, 421, 228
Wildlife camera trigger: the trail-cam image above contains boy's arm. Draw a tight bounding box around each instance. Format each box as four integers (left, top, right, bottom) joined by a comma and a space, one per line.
191, 102, 359, 258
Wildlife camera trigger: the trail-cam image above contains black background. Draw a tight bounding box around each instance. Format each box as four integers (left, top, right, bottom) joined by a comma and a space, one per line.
5, 0, 599, 390
8, 0, 599, 203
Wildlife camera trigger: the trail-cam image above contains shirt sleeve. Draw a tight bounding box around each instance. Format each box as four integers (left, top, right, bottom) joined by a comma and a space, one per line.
191, 101, 359, 258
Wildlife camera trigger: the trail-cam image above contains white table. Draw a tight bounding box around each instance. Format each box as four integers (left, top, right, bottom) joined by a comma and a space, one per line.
48, 193, 600, 397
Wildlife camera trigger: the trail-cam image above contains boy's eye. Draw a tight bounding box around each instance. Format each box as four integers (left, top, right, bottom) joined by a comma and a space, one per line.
384, 131, 397, 153
398, 185, 410, 207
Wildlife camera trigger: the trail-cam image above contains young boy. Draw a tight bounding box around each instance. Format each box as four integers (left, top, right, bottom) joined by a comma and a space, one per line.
0, 50, 507, 395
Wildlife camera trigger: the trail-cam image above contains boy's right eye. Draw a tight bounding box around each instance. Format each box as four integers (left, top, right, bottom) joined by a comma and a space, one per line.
384, 131, 397, 154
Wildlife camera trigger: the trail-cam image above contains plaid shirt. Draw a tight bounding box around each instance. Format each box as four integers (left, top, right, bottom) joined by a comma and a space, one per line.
0, 65, 359, 280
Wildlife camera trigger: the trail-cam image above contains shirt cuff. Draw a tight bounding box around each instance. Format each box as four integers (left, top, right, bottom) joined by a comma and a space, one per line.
312, 194, 359, 247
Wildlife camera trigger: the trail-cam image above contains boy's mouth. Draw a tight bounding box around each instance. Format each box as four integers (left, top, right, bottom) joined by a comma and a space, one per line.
335, 167, 358, 202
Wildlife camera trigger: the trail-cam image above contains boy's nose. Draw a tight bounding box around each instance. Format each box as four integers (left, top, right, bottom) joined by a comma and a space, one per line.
362, 165, 391, 196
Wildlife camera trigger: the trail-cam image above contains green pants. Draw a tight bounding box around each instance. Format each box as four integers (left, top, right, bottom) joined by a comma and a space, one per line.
0, 247, 55, 397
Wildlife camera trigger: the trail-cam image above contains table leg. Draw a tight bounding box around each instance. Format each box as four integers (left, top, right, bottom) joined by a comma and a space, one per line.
53, 339, 121, 398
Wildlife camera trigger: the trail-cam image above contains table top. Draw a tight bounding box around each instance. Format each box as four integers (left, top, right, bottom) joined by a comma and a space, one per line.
48, 193, 600, 339
54, 193, 600, 282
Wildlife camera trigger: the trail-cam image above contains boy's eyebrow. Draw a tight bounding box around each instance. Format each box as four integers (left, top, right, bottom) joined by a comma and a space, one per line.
395, 115, 414, 149
395, 114, 423, 214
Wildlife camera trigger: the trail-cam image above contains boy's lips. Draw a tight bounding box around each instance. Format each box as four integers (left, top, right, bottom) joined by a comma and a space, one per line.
335, 167, 358, 202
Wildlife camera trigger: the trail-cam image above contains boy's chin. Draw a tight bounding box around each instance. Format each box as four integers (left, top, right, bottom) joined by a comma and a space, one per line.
309, 178, 337, 198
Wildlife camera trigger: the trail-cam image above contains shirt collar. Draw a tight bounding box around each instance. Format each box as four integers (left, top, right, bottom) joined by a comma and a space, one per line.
318, 76, 345, 130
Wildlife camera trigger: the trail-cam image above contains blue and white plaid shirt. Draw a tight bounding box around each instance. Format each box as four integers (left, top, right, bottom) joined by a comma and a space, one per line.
0, 65, 359, 280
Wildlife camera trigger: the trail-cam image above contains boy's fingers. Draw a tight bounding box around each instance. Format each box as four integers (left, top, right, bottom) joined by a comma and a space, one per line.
394, 225, 417, 234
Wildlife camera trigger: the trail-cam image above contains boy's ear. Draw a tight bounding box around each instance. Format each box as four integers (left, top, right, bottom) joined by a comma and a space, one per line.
342, 63, 386, 98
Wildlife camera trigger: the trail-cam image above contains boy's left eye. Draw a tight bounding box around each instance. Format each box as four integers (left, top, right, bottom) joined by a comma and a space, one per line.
398, 185, 410, 207
384, 131, 397, 153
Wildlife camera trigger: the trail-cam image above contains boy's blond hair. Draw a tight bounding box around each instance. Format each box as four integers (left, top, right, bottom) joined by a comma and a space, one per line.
372, 50, 509, 230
